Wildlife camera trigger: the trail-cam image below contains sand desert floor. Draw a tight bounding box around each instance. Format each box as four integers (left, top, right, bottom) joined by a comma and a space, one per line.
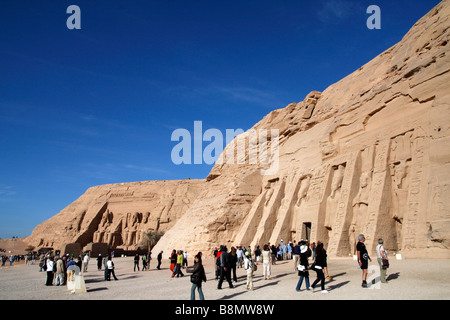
0, 256, 449, 301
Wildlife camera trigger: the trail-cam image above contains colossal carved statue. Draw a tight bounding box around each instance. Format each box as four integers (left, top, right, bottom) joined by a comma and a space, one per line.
349, 171, 372, 254
324, 165, 345, 231
389, 132, 413, 249
296, 175, 311, 207
291, 174, 312, 236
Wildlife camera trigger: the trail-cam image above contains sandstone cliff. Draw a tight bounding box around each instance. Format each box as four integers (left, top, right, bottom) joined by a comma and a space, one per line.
25, 180, 204, 251
26, 1, 450, 258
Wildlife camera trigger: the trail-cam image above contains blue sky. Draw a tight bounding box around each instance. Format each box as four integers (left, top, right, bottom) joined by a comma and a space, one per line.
0, 0, 441, 238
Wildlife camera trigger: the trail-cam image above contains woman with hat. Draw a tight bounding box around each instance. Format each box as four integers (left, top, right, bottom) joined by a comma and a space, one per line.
244, 251, 254, 290
295, 241, 311, 292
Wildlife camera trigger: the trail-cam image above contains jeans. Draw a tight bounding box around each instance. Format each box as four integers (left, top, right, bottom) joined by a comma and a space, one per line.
296, 275, 310, 291
312, 268, 325, 290
191, 283, 204, 300
55, 273, 64, 286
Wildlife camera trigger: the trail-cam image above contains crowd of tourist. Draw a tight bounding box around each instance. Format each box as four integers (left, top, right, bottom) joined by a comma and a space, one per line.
1, 250, 30, 266
170, 234, 389, 299
8, 233, 389, 300
21, 251, 123, 286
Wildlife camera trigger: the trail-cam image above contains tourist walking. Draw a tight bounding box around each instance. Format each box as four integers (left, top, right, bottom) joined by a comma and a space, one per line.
214, 247, 222, 280
45, 256, 54, 286
102, 255, 108, 280
311, 242, 316, 260
187, 254, 207, 300
217, 246, 234, 289
170, 249, 177, 276
262, 244, 271, 280
356, 234, 371, 288
213, 247, 218, 278
157, 250, 163, 270
244, 251, 254, 290
134, 254, 140, 272
310, 242, 328, 293
39, 255, 45, 271
55, 256, 65, 286
287, 242, 292, 259
270, 245, 277, 265
295, 241, 311, 291
237, 246, 244, 268
175, 250, 184, 277
106, 256, 118, 281
62, 255, 68, 284
254, 245, 261, 265
281, 242, 287, 260
293, 241, 301, 271
97, 254, 102, 271
82, 253, 89, 273
142, 253, 148, 271
147, 251, 152, 270
376, 238, 389, 283
76, 256, 82, 270
230, 247, 238, 283
183, 251, 188, 268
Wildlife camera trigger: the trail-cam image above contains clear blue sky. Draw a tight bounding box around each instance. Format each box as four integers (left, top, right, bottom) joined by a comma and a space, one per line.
0, 0, 441, 238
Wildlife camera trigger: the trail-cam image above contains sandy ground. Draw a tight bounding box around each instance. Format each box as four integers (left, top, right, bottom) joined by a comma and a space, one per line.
0, 255, 449, 301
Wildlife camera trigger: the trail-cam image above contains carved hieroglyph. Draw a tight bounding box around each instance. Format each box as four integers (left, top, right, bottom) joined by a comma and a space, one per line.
25, 1, 450, 258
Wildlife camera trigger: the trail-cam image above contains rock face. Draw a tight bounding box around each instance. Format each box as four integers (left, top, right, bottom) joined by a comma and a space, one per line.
26, 1, 450, 258
25, 180, 204, 251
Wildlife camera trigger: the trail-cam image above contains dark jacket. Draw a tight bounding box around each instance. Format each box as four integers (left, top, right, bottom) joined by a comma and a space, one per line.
300, 252, 309, 268
220, 251, 232, 268
298, 249, 310, 277
230, 253, 237, 267
314, 249, 328, 268
189, 261, 207, 283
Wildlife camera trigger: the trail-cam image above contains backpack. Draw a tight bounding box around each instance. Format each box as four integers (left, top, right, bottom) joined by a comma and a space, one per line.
247, 258, 257, 271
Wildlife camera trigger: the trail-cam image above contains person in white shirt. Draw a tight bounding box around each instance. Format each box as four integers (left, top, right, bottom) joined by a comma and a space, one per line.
376, 238, 389, 283
236, 247, 244, 268
244, 251, 254, 290
82, 253, 89, 273
45, 256, 55, 286
106, 256, 118, 281
183, 251, 188, 268
262, 244, 271, 280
